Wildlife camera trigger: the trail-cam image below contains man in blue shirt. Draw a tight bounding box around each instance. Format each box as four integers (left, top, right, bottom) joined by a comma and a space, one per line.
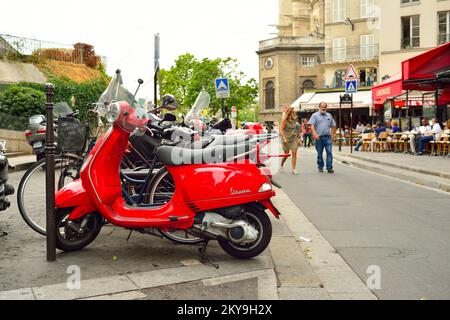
308, 102, 337, 173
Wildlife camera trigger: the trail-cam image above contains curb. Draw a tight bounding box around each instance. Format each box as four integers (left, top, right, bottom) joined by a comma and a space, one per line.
10, 162, 34, 173
271, 188, 378, 300
0, 257, 275, 300
344, 153, 450, 180
335, 155, 450, 193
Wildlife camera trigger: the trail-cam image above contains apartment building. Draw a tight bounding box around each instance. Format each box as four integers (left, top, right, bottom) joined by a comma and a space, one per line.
323, 0, 380, 89
257, 0, 325, 124
379, 0, 450, 78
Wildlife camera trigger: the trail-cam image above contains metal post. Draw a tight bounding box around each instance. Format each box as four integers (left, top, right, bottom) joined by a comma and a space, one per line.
406, 90, 411, 130
45, 83, 56, 262
221, 99, 225, 119
350, 94, 353, 154
154, 70, 159, 108
435, 76, 439, 121
339, 97, 342, 152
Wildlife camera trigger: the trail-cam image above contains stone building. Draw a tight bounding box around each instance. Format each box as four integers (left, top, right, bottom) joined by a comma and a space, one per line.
379, 0, 450, 78
257, 0, 325, 125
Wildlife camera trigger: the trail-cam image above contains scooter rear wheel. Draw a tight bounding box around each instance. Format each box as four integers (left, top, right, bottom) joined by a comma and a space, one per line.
218, 206, 272, 260
55, 208, 103, 252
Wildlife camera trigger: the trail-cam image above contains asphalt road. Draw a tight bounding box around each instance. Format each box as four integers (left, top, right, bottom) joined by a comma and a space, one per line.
275, 148, 450, 300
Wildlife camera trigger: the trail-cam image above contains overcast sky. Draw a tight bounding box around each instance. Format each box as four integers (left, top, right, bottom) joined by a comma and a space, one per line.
2, 0, 279, 100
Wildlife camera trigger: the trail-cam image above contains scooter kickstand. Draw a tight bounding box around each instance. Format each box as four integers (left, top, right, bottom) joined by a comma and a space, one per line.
198, 241, 219, 269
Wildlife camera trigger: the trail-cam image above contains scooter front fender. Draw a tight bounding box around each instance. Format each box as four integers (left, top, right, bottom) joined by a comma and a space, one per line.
55, 179, 96, 220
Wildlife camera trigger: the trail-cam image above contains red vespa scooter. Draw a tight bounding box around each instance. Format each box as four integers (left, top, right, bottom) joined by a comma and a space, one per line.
54, 101, 281, 259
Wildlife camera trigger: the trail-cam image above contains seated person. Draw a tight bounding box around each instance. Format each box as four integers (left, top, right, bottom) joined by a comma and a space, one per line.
370, 122, 387, 151
409, 118, 431, 155
391, 120, 401, 134
417, 118, 443, 155
355, 124, 373, 151
356, 122, 365, 134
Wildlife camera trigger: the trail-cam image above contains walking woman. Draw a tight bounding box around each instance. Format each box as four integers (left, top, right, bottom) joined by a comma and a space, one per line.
280, 107, 300, 174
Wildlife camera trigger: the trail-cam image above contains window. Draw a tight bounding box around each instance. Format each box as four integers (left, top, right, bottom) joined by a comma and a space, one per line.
360, 34, 376, 59
333, 0, 346, 22
301, 56, 316, 67
333, 70, 347, 88
333, 38, 347, 62
401, 0, 420, 5
438, 11, 450, 45
361, 0, 375, 18
302, 80, 315, 90
401, 15, 420, 49
359, 67, 378, 87
264, 81, 275, 110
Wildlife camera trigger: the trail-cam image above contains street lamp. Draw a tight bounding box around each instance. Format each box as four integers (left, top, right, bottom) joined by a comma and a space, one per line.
344, 18, 355, 31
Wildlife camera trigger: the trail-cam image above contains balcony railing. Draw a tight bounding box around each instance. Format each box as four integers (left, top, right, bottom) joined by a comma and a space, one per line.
323, 44, 379, 64
438, 33, 450, 46
259, 36, 324, 50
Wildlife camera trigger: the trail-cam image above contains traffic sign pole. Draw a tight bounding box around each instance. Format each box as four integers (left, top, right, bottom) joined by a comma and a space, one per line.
350, 94, 353, 154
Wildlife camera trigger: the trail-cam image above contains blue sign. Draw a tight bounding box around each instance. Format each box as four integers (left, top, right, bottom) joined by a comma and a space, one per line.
345, 80, 358, 94
215, 78, 230, 98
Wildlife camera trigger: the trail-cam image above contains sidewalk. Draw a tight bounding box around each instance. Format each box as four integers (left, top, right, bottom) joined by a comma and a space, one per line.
0, 169, 376, 300
7, 154, 35, 172
333, 149, 450, 193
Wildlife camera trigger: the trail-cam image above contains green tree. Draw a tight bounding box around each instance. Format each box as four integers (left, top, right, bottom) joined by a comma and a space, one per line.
160, 54, 258, 116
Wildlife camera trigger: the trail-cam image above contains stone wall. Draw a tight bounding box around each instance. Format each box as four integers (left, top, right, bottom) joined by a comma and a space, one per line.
0, 129, 32, 154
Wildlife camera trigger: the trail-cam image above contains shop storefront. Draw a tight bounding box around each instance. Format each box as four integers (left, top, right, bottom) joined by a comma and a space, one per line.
372, 42, 450, 129
292, 90, 373, 125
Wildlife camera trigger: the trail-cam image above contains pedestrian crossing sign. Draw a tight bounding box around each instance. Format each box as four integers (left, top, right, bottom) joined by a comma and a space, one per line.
215, 78, 230, 99
345, 80, 358, 94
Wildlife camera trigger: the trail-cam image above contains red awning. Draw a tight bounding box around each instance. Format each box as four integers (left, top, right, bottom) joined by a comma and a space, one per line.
371, 74, 403, 107
402, 42, 450, 90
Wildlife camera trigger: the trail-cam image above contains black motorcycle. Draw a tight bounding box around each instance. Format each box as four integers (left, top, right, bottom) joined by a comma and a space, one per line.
0, 141, 14, 212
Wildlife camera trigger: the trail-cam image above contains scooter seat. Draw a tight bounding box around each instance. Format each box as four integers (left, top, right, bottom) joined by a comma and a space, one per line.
156, 143, 255, 166
207, 135, 250, 147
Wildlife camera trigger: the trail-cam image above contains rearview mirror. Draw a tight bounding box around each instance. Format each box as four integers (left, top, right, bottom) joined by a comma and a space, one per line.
161, 94, 178, 111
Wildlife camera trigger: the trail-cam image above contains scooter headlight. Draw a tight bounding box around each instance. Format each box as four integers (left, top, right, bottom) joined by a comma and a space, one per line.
106, 102, 121, 123
258, 183, 272, 193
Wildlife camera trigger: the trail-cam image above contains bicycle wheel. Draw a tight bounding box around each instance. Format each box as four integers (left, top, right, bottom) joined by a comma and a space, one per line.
17, 154, 82, 236
147, 168, 204, 245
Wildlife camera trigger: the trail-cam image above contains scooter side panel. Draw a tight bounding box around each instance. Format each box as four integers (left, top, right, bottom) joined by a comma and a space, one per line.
167, 163, 271, 203
55, 179, 92, 208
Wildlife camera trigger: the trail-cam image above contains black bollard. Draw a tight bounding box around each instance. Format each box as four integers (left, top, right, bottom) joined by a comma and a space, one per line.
45, 83, 56, 262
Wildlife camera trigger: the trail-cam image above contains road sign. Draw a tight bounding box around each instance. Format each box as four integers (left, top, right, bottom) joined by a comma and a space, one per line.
344, 64, 358, 80
215, 78, 230, 99
345, 80, 358, 94
340, 94, 353, 105
231, 106, 237, 118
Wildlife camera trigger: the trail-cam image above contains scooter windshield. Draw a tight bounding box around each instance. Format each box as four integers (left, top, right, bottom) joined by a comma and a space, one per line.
185, 90, 211, 125
53, 102, 74, 118
97, 70, 135, 111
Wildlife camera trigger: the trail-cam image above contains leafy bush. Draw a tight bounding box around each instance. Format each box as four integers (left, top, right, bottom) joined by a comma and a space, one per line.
13, 77, 108, 121
0, 112, 29, 131
0, 86, 45, 118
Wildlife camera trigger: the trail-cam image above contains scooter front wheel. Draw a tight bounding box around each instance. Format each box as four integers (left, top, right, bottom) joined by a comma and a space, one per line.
218, 206, 272, 260
55, 208, 103, 252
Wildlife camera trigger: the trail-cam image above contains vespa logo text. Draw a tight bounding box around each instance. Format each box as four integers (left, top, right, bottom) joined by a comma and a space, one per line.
230, 188, 251, 195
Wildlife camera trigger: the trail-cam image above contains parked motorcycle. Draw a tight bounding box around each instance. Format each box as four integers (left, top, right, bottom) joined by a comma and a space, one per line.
54, 93, 281, 259
24, 102, 76, 161
0, 141, 15, 212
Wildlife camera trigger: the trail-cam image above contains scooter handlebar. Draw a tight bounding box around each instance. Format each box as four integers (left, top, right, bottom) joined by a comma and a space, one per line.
147, 122, 165, 132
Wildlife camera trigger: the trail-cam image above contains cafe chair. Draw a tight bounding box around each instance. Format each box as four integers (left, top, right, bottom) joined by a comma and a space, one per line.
373, 131, 389, 152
